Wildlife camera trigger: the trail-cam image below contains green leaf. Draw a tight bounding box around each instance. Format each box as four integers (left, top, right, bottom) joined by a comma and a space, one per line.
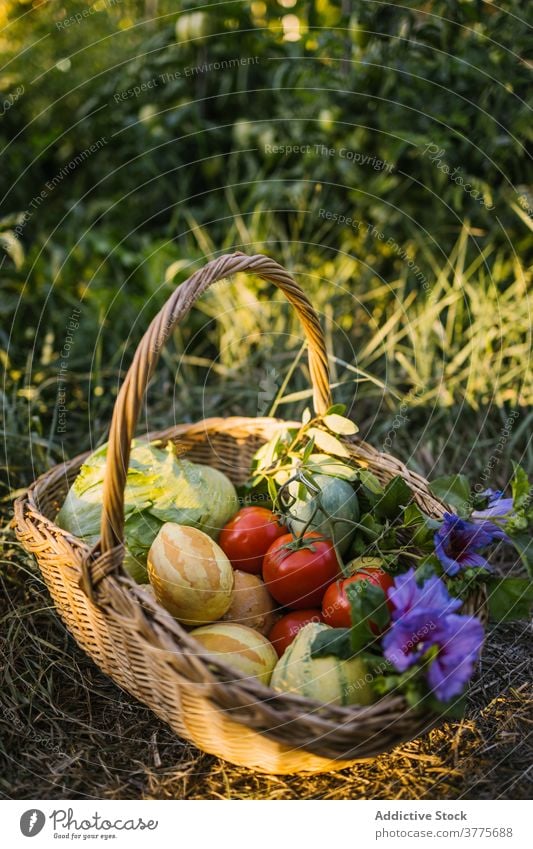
351, 579, 390, 632
506, 515, 529, 534
358, 469, 384, 494
377, 526, 398, 551
306, 427, 351, 458
310, 628, 354, 660
267, 476, 278, 505
402, 502, 440, 549
374, 475, 413, 520
487, 577, 533, 622
301, 435, 315, 464
511, 462, 531, 511
405, 685, 428, 710
322, 413, 359, 435
325, 403, 347, 416
253, 432, 284, 471
373, 665, 426, 706
411, 525, 436, 551
357, 512, 384, 541
508, 533, 533, 578
297, 480, 308, 500
360, 652, 393, 674
402, 502, 426, 527
350, 535, 369, 556
305, 453, 358, 481
346, 579, 390, 648
347, 620, 374, 652
429, 474, 471, 517
442, 567, 485, 603
415, 559, 439, 583
357, 470, 384, 512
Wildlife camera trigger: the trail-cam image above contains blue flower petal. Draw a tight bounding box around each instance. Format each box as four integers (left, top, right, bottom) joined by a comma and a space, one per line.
426, 614, 484, 701
434, 511, 505, 575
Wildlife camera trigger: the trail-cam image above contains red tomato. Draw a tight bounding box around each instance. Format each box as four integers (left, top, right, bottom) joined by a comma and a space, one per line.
321, 568, 394, 632
219, 507, 285, 574
263, 532, 340, 609
268, 609, 324, 657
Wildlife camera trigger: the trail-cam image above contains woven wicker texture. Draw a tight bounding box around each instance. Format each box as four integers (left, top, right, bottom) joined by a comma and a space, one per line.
13, 253, 486, 774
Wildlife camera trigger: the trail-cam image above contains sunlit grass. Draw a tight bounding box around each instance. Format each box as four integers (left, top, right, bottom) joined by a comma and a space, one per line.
1, 205, 530, 489
183, 214, 531, 411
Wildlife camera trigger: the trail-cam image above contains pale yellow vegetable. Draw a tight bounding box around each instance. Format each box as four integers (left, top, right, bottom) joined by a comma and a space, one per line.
148, 523, 234, 625
189, 623, 278, 685
270, 623, 375, 706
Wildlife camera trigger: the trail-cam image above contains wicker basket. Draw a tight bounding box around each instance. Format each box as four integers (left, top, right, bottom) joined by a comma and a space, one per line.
13, 252, 486, 775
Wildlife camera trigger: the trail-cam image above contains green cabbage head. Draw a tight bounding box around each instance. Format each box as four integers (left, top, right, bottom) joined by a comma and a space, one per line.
56, 441, 238, 582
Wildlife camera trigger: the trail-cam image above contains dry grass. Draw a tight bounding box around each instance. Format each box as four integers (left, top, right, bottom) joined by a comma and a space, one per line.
1, 520, 530, 801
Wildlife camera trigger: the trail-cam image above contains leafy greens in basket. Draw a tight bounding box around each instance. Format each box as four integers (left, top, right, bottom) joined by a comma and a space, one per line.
56, 440, 238, 582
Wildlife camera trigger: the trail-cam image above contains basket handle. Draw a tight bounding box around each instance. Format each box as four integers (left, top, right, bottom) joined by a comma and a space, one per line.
98, 252, 332, 558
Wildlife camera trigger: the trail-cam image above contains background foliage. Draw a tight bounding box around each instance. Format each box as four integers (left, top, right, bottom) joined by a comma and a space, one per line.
1, 1, 532, 483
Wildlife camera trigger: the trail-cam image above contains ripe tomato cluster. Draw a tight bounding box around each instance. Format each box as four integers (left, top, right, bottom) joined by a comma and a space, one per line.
219, 506, 393, 658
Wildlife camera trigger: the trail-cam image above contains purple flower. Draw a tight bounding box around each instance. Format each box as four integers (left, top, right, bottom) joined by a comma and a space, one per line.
387, 568, 462, 620
426, 614, 484, 701
434, 512, 507, 576
383, 570, 484, 701
382, 609, 441, 671
383, 569, 461, 671
472, 489, 514, 524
